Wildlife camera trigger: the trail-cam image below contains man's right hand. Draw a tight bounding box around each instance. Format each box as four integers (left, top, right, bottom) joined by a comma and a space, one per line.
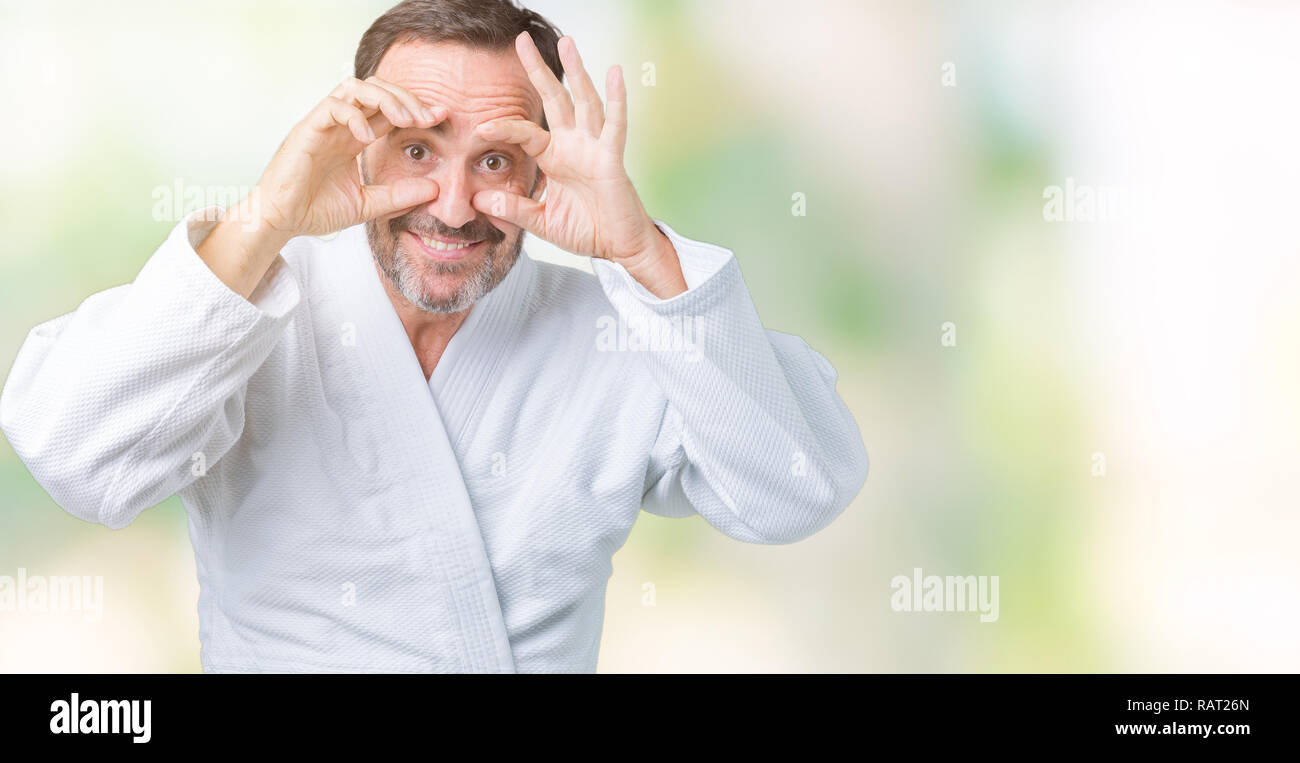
197, 77, 445, 299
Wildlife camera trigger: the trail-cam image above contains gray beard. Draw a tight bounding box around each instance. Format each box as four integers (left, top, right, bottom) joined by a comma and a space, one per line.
365, 222, 522, 314
359, 154, 534, 314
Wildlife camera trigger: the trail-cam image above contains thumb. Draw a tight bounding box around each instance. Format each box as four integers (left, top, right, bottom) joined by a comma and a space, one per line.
359, 177, 438, 220
472, 189, 544, 234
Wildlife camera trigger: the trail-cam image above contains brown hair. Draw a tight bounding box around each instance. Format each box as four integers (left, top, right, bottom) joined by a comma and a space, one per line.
355, 0, 564, 118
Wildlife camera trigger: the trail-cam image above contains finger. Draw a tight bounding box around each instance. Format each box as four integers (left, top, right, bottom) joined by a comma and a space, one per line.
359, 177, 439, 221
557, 36, 603, 135
471, 189, 545, 234
516, 31, 574, 130
332, 77, 414, 128
366, 110, 396, 141
476, 118, 551, 158
600, 65, 627, 153
311, 96, 375, 144
330, 78, 405, 126
364, 100, 446, 144
365, 76, 447, 125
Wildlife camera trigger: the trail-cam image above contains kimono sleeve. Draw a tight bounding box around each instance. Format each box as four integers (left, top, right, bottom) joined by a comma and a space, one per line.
0, 207, 301, 529
591, 221, 868, 544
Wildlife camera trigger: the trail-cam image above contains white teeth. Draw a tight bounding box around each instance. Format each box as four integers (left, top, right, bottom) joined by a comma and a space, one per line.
418, 235, 475, 252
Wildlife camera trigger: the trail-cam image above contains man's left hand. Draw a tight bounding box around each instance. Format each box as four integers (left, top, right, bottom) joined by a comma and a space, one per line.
471, 33, 687, 299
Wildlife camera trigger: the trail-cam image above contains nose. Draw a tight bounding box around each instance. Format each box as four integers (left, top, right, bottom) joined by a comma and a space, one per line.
423, 162, 478, 231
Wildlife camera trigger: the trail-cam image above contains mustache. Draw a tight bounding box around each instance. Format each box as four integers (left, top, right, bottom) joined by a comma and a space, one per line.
388, 210, 505, 244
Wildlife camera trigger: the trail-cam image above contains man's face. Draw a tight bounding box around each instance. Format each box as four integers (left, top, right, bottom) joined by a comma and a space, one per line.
362, 40, 545, 314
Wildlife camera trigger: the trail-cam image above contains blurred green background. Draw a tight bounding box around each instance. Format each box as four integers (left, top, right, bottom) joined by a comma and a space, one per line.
2, 0, 1298, 672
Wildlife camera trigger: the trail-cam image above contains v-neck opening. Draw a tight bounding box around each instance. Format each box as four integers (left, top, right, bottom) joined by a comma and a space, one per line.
425, 252, 536, 449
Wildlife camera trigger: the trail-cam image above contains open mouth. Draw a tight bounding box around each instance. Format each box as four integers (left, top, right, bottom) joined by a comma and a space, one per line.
403, 230, 484, 262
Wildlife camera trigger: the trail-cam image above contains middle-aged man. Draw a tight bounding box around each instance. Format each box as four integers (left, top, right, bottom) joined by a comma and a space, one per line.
0, 0, 868, 672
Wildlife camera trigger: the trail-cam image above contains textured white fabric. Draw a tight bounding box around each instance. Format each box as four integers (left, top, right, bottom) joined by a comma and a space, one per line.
1, 207, 868, 673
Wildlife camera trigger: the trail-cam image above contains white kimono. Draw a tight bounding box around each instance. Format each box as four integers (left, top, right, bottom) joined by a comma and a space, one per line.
0, 209, 868, 673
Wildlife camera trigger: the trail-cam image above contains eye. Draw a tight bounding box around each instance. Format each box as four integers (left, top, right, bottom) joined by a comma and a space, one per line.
404, 144, 429, 161
479, 154, 510, 172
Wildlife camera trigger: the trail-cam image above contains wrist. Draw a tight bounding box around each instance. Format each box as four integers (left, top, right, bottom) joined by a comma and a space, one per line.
196, 195, 296, 299
617, 221, 687, 299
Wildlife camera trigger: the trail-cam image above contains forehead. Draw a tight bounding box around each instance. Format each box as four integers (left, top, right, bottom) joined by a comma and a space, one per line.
373, 39, 543, 127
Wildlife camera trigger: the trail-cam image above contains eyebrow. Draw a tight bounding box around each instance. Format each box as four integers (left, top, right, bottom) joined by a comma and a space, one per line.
392, 124, 525, 154
395, 122, 450, 136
